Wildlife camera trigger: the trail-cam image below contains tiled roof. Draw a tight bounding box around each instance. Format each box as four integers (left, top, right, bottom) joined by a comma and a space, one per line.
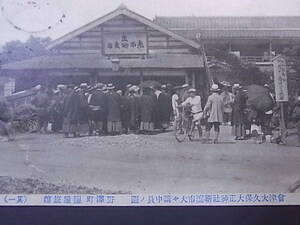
154, 16, 300, 29
1, 54, 203, 70
154, 16, 300, 39
172, 29, 300, 39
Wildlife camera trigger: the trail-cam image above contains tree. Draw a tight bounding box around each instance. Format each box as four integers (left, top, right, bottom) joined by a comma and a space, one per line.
0, 36, 52, 65
211, 48, 270, 86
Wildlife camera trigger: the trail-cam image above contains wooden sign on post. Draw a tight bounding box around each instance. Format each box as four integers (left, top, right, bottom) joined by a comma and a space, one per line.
273, 55, 288, 102
273, 55, 289, 144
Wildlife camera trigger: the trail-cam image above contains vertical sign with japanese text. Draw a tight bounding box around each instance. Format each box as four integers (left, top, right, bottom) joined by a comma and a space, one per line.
102, 32, 148, 55
273, 56, 288, 102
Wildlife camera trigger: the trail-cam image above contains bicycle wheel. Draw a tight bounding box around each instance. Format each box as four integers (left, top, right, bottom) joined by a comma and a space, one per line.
174, 118, 187, 142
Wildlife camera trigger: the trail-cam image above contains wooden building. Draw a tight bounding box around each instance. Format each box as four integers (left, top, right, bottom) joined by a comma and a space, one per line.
0, 5, 208, 93
2, 5, 300, 93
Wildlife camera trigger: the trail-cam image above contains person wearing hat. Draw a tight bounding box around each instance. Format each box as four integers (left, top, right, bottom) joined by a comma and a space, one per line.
50, 88, 64, 133
117, 90, 123, 96
231, 84, 247, 140
181, 88, 203, 138
131, 85, 140, 97
125, 84, 132, 96
119, 89, 131, 134
203, 84, 224, 143
155, 85, 171, 131
88, 83, 107, 135
106, 83, 122, 134
62, 84, 80, 138
139, 87, 156, 134
31, 85, 51, 134
126, 87, 140, 133
221, 86, 234, 126
76, 83, 89, 136
102, 86, 108, 94
179, 84, 190, 102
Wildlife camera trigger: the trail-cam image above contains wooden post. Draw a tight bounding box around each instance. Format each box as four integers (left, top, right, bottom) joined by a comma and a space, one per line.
280, 102, 287, 144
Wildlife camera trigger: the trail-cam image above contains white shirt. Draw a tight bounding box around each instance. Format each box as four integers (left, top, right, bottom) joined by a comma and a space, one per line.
155, 90, 162, 99
182, 96, 202, 113
172, 94, 179, 111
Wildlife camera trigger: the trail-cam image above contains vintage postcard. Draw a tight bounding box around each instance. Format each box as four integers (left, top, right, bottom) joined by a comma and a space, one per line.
0, 0, 299, 206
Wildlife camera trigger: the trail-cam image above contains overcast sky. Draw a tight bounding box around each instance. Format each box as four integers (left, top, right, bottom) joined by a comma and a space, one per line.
0, 0, 300, 47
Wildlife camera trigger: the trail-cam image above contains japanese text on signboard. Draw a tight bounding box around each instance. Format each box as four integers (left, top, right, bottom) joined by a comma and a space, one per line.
273, 56, 288, 102
102, 33, 147, 55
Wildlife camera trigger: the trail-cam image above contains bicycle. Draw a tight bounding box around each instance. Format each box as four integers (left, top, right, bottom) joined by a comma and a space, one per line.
174, 105, 203, 142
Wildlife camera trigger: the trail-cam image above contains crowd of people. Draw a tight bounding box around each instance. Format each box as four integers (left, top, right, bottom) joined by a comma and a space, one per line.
30, 82, 173, 137
2, 80, 300, 145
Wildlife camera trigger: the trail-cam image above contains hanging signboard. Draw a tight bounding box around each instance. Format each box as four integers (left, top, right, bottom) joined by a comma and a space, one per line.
273, 55, 288, 102
102, 32, 148, 55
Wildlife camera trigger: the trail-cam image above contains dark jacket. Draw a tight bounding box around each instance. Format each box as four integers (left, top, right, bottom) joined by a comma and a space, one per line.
106, 91, 122, 122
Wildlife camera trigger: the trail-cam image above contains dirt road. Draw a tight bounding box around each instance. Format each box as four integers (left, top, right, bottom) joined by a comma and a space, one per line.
1, 126, 299, 194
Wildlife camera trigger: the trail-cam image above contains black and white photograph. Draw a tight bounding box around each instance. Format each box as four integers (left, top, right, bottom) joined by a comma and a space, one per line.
0, 0, 300, 201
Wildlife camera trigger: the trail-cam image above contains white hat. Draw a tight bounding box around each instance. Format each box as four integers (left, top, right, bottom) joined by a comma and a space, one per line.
188, 88, 196, 93
233, 83, 240, 88
80, 83, 88, 88
34, 85, 41, 90
131, 85, 140, 92
57, 84, 64, 89
211, 84, 220, 92
298, 96, 300, 101
264, 83, 269, 87
107, 83, 115, 90
182, 84, 188, 88
53, 89, 59, 94
117, 90, 122, 94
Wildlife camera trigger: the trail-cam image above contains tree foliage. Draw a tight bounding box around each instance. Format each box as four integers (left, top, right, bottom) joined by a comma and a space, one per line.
0, 36, 52, 65
211, 49, 270, 86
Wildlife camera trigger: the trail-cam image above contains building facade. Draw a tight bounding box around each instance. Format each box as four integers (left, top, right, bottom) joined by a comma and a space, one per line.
1, 6, 300, 95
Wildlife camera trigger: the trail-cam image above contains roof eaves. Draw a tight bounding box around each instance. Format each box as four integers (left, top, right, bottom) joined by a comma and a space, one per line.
46, 8, 123, 50
46, 7, 201, 50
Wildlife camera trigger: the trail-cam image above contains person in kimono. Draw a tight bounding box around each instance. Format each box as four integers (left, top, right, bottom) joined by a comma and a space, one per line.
62, 84, 80, 138
126, 87, 140, 133
120, 90, 131, 134
88, 83, 107, 135
50, 87, 65, 132
139, 87, 156, 134
154, 85, 170, 131
106, 83, 122, 135
77, 83, 89, 136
